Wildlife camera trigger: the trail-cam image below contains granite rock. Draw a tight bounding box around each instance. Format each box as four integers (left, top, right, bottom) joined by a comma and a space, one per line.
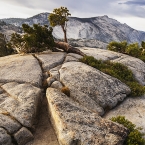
46, 77, 56, 87
51, 81, 63, 89
0, 128, 12, 145
46, 88, 128, 145
79, 47, 145, 85
14, 127, 34, 145
0, 114, 21, 134
67, 53, 83, 60
0, 54, 42, 87
104, 95, 145, 134
0, 82, 42, 128
35, 52, 66, 71
64, 55, 79, 62
59, 62, 131, 115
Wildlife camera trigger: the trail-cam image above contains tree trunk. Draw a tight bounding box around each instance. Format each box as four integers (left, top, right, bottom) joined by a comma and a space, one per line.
64, 30, 67, 43
61, 26, 67, 43
54, 41, 85, 56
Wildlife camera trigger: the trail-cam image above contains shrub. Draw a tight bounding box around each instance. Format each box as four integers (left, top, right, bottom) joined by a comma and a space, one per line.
0, 33, 14, 57
126, 43, 141, 58
9, 24, 55, 54
126, 82, 145, 97
107, 41, 145, 63
139, 55, 145, 62
61, 87, 70, 97
110, 116, 145, 145
107, 41, 127, 53
141, 41, 145, 49
80, 55, 145, 97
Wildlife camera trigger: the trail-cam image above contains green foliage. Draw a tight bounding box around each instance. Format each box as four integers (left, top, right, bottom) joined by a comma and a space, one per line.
139, 55, 145, 62
107, 41, 127, 53
107, 41, 145, 62
126, 43, 141, 57
126, 82, 145, 97
48, 6, 71, 42
9, 24, 55, 53
80, 55, 145, 97
111, 116, 145, 145
49, 6, 71, 27
141, 41, 145, 49
0, 33, 14, 57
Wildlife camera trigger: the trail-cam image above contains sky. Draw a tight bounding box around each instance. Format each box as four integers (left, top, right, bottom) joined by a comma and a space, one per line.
0, 0, 145, 31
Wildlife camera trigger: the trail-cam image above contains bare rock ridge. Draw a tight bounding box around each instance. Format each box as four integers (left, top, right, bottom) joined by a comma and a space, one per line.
0, 49, 144, 145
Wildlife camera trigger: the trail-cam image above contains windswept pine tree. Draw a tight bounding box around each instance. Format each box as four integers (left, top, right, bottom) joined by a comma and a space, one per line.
48, 6, 71, 43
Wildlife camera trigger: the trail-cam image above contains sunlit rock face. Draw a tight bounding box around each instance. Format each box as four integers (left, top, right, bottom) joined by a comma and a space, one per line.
46, 88, 129, 145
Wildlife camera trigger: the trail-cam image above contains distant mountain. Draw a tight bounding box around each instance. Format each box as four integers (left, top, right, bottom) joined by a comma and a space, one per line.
1, 13, 50, 27
1, 12, 145, 45
0, 20, 22, 40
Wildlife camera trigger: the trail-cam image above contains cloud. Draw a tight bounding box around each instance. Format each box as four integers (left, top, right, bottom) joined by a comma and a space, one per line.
117, 0, 145, 18
0, 0, 145, 30
1, 0, 144, 18
119, 0, 145, 6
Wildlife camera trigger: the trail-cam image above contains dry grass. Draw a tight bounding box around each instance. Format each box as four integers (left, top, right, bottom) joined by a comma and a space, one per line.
61, 87, 70, 97
42, 79, 48, 89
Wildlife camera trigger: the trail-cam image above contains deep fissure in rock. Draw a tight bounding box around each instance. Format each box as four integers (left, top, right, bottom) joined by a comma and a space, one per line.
31, 53, 59, 145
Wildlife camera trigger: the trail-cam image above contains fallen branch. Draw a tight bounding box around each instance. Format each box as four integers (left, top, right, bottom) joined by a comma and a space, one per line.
55, 41, 85, 56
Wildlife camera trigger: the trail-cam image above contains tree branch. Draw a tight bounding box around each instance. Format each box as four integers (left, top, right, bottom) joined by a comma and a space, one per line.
54, 41, 85, 56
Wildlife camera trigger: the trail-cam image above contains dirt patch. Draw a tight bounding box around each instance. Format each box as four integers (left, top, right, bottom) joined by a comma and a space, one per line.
27, 96, 59, 145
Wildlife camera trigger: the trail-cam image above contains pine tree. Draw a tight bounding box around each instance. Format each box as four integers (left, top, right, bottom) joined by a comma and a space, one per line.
48, 7, 71, 43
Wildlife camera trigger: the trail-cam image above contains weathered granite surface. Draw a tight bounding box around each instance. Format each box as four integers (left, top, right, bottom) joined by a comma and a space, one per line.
0, 82, 42, 144
46, 77, 56, 87
59, 61, 131, 115
36, 52, 66, 71
67, 53, 83, 60
0, 128, 12, 145
51, 81, 63, 89
0, 114, 21, 134
79, 47, 145, 85
0, 50, 144, 145
1, 82, 42, 128
64, 53, 83, 63
104, 95, 145, 134
14, 127, 34, 145
49, 65, 62, 81
46, 88, 129, 145
64, 55, 79, 62
0, 54, 42, 87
